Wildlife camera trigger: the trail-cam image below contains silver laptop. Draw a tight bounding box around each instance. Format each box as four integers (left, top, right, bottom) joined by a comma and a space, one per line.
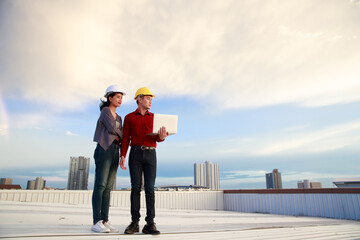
150, 114, 178, 135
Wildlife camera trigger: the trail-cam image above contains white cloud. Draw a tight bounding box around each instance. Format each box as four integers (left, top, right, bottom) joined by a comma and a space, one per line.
204, 120, 360, 157
65, 130, 78, 136
278, 25, 323, 39
0, 124, 8, 136
254, 121, 360, 156
1, 0, 360, 111
8, 112, 51, 130
281, 171, 358, 182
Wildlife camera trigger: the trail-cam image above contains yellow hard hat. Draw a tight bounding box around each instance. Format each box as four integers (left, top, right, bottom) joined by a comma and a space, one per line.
134, 87, 155, 100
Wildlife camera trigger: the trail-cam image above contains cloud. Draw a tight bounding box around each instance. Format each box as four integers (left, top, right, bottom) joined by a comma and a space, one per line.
281, 171, 358, 182
254, 121, 360, 156
0, 93, 9, 135
1, 0, 360, 111
211, 120, 360, 157
9, 112, 50, 130
0, 124, 8, 136
65, 130, 78, 136
160, 119, 360, 162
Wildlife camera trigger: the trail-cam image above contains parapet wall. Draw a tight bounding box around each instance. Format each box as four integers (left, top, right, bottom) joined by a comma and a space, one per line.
224, 189, 360, 221
0, 190, 224, 211
1, 189, 359, 220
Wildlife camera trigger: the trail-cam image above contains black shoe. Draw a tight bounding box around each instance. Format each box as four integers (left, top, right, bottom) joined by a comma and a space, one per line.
142, 222, 160, 235
124, 221, 139, 234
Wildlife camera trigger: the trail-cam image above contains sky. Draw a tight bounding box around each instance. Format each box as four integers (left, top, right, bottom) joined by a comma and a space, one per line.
1, 0, 360, 190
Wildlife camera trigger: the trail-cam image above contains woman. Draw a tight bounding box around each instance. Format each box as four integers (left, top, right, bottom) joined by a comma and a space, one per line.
91, 84, 125, 233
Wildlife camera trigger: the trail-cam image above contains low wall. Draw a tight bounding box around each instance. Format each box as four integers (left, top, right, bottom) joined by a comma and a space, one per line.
0, 190, 224, 211
224, 189, 360, 221
1, 189, 359, 220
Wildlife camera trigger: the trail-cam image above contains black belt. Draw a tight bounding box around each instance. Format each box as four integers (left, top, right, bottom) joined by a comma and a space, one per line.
132, 145, 156, 150
112, 140, 121, 148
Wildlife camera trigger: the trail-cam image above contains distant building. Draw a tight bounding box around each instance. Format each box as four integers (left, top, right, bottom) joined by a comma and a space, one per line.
0, 178, 13, 185
27, 180, 35, 190
194, 161, 220, 190
266, 169, 282, 189
297, 179, 322, 188
35, 177, 46, 190
0, 184, 21, 190
310, 182, 322, 188
333, 177, 360, 188
67, 156, 90, 190
26, 177, 46, 190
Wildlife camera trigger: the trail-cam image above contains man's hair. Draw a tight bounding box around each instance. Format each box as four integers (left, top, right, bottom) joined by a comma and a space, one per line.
136, 95, 144, 105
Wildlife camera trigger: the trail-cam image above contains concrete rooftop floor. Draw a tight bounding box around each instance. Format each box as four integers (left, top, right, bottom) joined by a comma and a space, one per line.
0, 201, 359, 240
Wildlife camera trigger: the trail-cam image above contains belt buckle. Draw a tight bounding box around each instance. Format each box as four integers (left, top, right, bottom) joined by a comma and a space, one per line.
141, 146, 146, 150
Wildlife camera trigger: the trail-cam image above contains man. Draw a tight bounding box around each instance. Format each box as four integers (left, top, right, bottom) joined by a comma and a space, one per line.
120, 87, 169, 235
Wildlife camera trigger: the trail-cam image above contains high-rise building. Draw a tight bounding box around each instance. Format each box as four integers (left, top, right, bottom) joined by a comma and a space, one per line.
0, 178, 13, 185
266, 169, 282, 189
35, 177, 46, 190
194, 161, 220, 190
27, 180, 35, 190
67, 156, 90, 190
194, 162, 206, 188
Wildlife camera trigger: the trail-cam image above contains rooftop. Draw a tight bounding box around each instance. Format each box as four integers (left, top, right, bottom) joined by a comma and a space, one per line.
1, 201, 359, 240
333, 177, 360, 183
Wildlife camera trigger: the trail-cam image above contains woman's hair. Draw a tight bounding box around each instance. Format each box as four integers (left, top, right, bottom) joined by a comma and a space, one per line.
100, 92, 117, 111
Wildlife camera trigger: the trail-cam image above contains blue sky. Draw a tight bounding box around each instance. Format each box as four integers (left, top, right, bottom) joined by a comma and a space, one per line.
1, 0, 360, 189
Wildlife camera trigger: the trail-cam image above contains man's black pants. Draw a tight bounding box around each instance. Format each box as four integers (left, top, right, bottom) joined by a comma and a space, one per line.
129, 146, 157, 224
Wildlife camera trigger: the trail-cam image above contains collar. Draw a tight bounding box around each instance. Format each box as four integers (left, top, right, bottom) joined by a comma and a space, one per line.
135, 108, 151, 115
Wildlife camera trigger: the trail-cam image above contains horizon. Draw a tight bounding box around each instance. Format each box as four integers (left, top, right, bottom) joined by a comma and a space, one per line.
1, 163, 340, 190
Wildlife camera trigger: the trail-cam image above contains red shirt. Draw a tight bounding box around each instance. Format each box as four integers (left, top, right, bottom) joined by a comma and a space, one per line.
121, 109, 164, 157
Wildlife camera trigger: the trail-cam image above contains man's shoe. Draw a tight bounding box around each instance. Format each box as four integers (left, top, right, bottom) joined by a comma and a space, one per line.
103, 221, 119, 233
91, 220, 110, 233
124, 221, 139, 234
142, 222, 160, 235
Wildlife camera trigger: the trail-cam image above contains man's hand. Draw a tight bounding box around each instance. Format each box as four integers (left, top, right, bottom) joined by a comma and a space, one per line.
120, 156, 127, 170
158, 126, 169, 140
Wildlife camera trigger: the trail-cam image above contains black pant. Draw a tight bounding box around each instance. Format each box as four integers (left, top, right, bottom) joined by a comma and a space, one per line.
129, 146, 157, 224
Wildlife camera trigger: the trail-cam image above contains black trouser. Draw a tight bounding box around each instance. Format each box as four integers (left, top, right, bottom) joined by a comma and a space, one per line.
129, 146, 157, 224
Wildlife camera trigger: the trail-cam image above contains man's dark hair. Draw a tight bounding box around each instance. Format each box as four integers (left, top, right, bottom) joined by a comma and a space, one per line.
136, 95, 144, 105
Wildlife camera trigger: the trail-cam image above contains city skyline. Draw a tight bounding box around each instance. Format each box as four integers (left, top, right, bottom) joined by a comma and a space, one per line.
1, 0, 360, 190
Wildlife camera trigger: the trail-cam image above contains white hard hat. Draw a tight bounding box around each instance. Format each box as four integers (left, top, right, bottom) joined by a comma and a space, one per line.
104, 84, 126, 97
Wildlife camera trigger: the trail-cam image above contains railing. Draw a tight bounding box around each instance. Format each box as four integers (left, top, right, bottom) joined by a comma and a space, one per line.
224, 189, 360, 221
1, 188, 359, 220
0, 190, 224, 210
